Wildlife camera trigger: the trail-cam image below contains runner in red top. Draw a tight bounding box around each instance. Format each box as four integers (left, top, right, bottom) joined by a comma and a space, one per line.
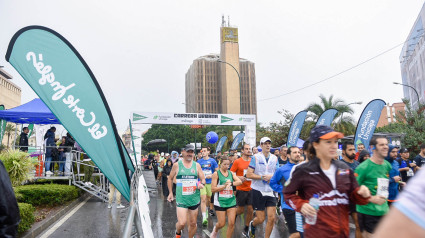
230, 144, 253, 236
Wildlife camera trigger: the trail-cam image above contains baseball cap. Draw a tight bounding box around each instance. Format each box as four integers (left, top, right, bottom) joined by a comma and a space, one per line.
399, 148, 409, 153
185, 144, 195, 152
310, 125, 344, 142
260, 137, 272, 144
161, 152, 164, 156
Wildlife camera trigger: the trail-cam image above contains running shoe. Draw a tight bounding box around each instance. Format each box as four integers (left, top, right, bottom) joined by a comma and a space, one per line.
117, 204, 125, 209
209, 209, 216, 217
107, 204, 112, 209
202, 218, 208, 226
248, 221, 255, 238
276, 205, 281, 216
242, 225, 249, 237
175, 230, 181, 238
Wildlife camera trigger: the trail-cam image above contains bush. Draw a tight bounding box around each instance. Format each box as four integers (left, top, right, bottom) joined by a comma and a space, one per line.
18, 203, 35, 233
0, 149, 37, 186
14, 184, 79, 206
15, 192, 24, 202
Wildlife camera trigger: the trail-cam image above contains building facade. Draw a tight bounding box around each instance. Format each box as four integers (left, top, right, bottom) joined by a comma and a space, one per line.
377, 102, 406, 127
0, 68, 21, 147
185, 19, 257, 115
400, 3, 425, 109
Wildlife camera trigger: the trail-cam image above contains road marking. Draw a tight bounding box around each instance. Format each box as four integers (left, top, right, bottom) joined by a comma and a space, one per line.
40, 196, 91, 238
203, 229, 211, 237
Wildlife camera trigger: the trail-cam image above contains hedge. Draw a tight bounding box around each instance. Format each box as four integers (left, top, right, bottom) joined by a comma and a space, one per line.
18, 203, 35, 233
14, 184, 79, 206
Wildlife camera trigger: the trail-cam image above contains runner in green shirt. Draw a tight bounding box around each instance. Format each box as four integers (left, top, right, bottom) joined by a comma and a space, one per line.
355, 137, 392, 237
210, 156, 242, 238
167, 144, 206, 238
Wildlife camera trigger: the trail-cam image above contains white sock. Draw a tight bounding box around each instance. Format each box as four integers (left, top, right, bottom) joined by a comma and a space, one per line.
202, 212, 207, 220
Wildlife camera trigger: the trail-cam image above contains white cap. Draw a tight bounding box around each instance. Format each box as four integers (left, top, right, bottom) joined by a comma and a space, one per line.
165, 153, 170, 156
161, 152, 164, 156
260, 137, 271, 144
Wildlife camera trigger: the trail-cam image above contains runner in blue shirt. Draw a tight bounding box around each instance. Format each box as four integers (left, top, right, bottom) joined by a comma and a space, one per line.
197, 146, 218, 225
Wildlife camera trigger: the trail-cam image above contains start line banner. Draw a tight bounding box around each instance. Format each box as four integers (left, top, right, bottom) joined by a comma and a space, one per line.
131, 112, 256, 126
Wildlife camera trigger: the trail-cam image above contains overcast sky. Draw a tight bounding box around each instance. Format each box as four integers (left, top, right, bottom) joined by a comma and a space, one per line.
1, 0, 424, 134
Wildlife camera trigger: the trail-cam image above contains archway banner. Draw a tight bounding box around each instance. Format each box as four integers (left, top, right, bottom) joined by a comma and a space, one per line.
6, 26, 132, 200
354, 99, 386, 151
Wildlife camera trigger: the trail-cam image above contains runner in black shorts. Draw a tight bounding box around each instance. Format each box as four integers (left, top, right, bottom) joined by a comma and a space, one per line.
230, 144, 254, 236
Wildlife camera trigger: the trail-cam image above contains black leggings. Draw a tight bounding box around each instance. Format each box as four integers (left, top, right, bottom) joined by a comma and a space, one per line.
162, 176, 169, 197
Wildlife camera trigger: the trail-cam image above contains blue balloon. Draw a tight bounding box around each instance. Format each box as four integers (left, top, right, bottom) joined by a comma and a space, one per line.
206, 131, 218, 144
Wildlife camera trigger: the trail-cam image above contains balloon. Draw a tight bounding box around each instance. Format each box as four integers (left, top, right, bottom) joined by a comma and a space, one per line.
206, 131, 218, 144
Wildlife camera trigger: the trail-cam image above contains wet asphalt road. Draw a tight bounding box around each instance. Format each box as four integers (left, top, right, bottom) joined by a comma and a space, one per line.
37, 170, 355, 238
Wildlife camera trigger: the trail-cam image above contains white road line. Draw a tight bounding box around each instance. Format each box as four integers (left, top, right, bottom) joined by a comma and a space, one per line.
203, 229, 211, 237
40, 196, 91, 238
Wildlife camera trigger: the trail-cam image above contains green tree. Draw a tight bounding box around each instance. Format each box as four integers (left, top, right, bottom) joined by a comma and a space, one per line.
5, 124, 15, 148
305, 94, 356, 135
376, 99, 425, 156
257, 109, 294, 147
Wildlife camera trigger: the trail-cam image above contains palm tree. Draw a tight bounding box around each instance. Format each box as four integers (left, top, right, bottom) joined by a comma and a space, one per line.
5, 123, 15, 148
306, 94, 355, 122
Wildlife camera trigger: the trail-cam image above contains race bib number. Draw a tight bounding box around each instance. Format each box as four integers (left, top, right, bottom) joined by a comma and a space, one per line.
376, 178, 389, 198
243, 169, 251, 181
182, 179, 197, 195
407, 168, 414, 177
219, 187, 233, 198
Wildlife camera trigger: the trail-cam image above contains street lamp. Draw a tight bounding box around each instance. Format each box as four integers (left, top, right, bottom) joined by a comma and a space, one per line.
393, 82, 420, 107
182, 102, 198, 154
217, 59, 242, 114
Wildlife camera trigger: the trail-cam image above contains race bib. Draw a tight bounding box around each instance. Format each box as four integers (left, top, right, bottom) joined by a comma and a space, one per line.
219, 187, 233, 198
407, 168, 414, 177
376, 178, 389, 198
182, 179, 197, 195
243, 169, 251, 181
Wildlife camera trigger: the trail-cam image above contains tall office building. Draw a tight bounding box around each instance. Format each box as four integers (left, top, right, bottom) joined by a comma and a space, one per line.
185, 18, 257, 115
400, 3, 425, 109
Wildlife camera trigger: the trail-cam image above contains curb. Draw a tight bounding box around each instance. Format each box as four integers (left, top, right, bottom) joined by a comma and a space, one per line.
20, 193, 91, 238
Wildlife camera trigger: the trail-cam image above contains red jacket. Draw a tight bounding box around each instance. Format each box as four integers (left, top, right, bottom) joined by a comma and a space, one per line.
283, 158, 369, 238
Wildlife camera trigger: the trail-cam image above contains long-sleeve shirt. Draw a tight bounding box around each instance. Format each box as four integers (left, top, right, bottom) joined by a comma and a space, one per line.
270, 161, 297, 210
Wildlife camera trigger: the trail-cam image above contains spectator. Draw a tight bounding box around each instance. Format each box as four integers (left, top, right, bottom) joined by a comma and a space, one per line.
19, 127, 29, 152
0, 160, 20, 237
44, 127, 56, 176
161, 159, 173, 199
57, 136, 66, 175
64, 133, 75, 176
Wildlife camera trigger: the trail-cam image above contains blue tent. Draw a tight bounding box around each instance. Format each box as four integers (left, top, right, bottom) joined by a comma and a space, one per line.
0, 98, 60, 124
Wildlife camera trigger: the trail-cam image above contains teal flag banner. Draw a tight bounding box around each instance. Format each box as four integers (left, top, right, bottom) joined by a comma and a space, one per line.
129, 119, 138, 166
6, 26, 131, 200
315, 108, 338, 126
230, 133, 245, 151
216, 136, 227, 154
287, 111, 308, 147
354, 99, 386, 151
28, 124, 34, 137
0, 105, 6, 144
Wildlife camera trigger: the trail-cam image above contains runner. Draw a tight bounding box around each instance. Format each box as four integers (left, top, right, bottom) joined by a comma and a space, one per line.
398, 148, 415, 183
340, 142, 361, 238
283, 125, 372, 238
230, 144, 254, 236
270, 146, 302, 238
246, 137, 279, 238
167, 144, 206, 238
386, 145, 404, 206
355, 136, 392, 238
197, 146, 219, 225
210, 156, 242, 238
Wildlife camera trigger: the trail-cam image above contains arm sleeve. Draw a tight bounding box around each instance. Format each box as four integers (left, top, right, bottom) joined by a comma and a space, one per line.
249, 157, 256, 169
349, 169, 369, 205
394, 169, 425, 230
283, 166, 308, 212
270, 169, 284, 193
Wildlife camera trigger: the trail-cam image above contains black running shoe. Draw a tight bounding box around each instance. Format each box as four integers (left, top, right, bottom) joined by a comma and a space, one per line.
209, 209, 215, 217
248, 221, 255, 238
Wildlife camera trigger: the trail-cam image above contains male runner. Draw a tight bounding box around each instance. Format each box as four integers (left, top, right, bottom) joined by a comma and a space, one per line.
270, 146, 302, 238
355, 137, 392, 238
341, 142, 361, 238
197, 146, 218, 225
230, 144, 254, 236
414, 143, 425, 172
247, 137, 279, 238
167, 144, 206, 238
